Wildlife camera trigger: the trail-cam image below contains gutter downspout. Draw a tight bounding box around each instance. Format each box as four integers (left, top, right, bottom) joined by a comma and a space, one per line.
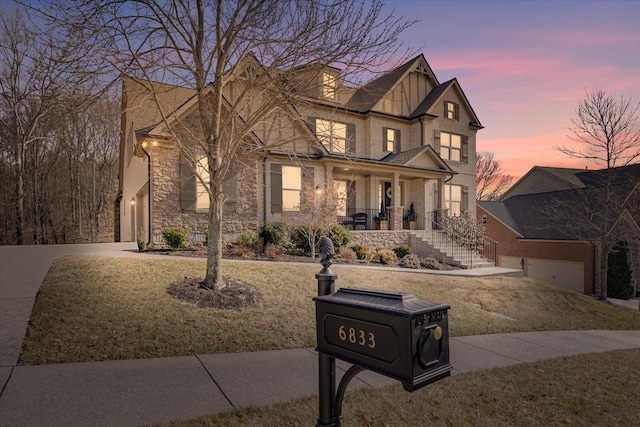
141, 146, 152, 247
262, 154, 267, 228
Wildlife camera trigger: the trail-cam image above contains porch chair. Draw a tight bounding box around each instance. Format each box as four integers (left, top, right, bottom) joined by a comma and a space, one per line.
352, 212, 367, 230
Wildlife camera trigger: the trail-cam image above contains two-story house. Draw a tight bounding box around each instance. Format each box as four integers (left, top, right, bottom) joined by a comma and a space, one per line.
116, 54, 483, 260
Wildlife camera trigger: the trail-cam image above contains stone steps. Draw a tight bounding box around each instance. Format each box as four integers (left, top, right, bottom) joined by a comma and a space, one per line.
409, 230, 495, 269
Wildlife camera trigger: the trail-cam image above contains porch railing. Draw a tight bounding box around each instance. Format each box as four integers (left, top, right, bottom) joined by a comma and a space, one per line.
337, 207, 417, 231
337, 208, 386, 231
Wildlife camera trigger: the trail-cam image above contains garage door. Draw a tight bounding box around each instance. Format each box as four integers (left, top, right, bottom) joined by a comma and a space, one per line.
500, 256, 523, 270
526, 258, 584, 293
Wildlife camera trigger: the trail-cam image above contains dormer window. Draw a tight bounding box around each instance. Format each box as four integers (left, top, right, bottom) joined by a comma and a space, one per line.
322, 72, 336, 99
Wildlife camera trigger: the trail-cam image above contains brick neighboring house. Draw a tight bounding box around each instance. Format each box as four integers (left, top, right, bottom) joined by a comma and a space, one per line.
478, 165, 640, 295
116, 54, 484, 262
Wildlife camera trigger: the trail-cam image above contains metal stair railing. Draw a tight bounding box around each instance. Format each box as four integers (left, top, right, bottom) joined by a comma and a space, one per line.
421, 211, 497, 269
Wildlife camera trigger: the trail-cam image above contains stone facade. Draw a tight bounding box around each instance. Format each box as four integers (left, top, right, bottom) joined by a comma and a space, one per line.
351, 231, 411, 249
149, 143, 259, 245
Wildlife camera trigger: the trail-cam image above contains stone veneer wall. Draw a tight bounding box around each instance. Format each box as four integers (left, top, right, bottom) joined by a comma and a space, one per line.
351, 231, 411, 248
150, 144, 259, 246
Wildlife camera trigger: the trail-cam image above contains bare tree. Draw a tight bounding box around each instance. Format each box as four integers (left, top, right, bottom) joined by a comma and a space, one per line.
550, 89, 640, 300
558, 89, 640, 168
41, 0, 413, 289
475, 152, 513, 201
286, 181, 341, 259
0, 8, 108, 244
55, 97, 120, 242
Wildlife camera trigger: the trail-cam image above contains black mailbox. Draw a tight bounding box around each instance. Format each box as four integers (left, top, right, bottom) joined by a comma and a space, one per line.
314, 287, 451, 392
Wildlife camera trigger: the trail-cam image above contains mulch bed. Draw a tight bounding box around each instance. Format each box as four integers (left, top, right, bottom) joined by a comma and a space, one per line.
167, 276, 260, 311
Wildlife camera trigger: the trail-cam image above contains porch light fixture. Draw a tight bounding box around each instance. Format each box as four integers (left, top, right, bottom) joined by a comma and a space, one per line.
130, 198, 135, 206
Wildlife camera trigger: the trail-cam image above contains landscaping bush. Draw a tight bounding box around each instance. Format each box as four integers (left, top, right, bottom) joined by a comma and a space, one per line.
608, 242, 635, 300
136, 228, 146, 252
259, 221, 289, 248
236, 231, 259, 250
393, 245, 413, 259
162, 227, 190, 249
291, 224, 352, 255
421, 255, 452, 271
399, 254, 421, 269
351, 244, 375, 262
338, 246, 357, 263
377, 247, 398, 265
325, 224, 352, 250
231, 244, 254, 258
263, 243, 283, 259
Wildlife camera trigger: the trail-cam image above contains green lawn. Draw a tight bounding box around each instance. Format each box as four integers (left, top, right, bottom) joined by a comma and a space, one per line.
19, 255, 640, 365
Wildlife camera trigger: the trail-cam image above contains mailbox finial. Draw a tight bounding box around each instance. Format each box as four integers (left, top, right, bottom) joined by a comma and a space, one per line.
319, 236, 335, 268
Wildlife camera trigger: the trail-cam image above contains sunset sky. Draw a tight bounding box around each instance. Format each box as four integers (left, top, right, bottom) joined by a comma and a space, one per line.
388, 0, 640, 181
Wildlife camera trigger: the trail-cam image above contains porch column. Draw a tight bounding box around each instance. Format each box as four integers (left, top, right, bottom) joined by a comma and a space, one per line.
409, 178, 426, 230
389, 172, 403, 231
323, 164, 333, 189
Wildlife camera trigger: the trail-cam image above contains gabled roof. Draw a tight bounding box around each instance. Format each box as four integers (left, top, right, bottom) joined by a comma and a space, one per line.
482, 168, 639, 241
381, 145, 453, 172
539, 167, 586, 187
344, 54, 437, 112
575, 163, 640, 187
501, 164, 640, 200
482, 190, 597, 240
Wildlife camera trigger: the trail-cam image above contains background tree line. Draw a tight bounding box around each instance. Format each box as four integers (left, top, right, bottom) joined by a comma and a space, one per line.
0, 8, 119, 245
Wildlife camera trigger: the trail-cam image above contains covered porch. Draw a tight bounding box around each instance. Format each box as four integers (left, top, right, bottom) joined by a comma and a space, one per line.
322, 145, 455, 232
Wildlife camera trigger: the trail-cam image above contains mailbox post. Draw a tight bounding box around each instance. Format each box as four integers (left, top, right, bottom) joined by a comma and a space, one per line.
316, 237, 338, 427
314, 238, 451, 426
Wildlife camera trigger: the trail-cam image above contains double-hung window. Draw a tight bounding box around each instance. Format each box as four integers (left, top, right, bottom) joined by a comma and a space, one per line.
196, 156, 210, 210
316, 118, 347, 153
445, 101, 459, 120
322, 72, 336, 99
181, 153, 237, 212
383, 128, 400, 153
439, 132, 462, 162
282, 165, 302, 211
444, 184, 462, 217
333, 180, 348, 216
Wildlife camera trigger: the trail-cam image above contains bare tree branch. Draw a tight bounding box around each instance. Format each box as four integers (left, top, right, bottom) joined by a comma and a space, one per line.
557, 88, 640, 168
475, 152, 513, 201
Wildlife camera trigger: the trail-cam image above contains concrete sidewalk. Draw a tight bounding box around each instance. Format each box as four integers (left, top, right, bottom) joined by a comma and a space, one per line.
0, 330, 638, 427
1, 244, 638, 426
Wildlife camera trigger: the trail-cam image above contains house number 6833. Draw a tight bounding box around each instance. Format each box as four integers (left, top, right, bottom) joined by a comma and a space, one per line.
338, 325, 376, 348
